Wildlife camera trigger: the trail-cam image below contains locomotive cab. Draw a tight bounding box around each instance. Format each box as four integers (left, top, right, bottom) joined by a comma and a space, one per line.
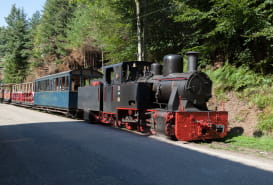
103, 61, 152, 84
102, 62, 154, 112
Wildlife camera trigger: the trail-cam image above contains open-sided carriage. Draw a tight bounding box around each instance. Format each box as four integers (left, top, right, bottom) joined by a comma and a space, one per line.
0, 84, 13, 103
11, 82, 34, 106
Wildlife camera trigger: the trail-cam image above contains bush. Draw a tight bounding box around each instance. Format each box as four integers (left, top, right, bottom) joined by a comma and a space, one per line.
205, 64, 273, 133
258, 113, 273, 133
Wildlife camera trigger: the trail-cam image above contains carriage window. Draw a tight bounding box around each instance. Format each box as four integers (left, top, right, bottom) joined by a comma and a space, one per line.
71, 76, 80, 91
58, 78, 62, 91
122, 65, 130, 81
65, 77, 69, 90
84, 78, 90, 86
35, 82, 38, 92
61, 76, 68, 91
82, 76, 91, 86
42, 81, 46, 91
46, 80, 50, 91
54, 78, 59, 91
40, 81, 45, 91
57, 78, 62, 91
115, 66, 121, 82
38, 81, 41, 92
105, 68, 114, 84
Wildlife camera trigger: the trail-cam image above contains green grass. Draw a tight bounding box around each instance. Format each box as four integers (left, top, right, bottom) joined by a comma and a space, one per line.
225, 135, 273, 152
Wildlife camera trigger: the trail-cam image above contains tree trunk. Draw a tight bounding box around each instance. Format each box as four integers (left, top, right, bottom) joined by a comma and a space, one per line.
135, 0, 144, 61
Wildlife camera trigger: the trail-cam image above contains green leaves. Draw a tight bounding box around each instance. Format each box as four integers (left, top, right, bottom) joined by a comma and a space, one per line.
34, 0, 75, 60
2, 0, 273, 82
66, 0, 137, 63
173, 0, 273, 74
3, 5, 29, 83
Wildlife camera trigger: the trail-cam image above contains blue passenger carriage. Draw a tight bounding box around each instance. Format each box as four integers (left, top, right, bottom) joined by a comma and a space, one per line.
34, 69, 102, 115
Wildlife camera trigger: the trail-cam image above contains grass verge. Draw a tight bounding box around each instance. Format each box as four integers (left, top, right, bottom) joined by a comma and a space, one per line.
224, 135, 273, 152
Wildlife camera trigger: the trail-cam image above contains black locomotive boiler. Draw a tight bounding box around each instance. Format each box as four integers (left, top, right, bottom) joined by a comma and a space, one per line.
78, 52, 228, 141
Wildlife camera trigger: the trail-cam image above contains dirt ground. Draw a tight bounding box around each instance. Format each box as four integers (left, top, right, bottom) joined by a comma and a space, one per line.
208, 91, 261, 137
203, 141, 273, 160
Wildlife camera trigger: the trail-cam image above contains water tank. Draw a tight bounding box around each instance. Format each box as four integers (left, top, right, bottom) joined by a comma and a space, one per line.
163, 54, 183, 76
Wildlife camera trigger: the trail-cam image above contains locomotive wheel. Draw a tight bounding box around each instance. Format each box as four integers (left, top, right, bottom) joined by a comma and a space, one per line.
126, 122, 133, 130
137, 125, 144, 132
150, 129, 156, 135
164, 124, 176, 140
113, 120, 123, 128
113, 119, 121, 128
112, 119, 118, 128
137, 120, 148, 133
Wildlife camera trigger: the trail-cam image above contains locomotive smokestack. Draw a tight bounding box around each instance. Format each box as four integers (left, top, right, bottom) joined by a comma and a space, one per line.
186, 51, 199, 72
163, 54, 183, 76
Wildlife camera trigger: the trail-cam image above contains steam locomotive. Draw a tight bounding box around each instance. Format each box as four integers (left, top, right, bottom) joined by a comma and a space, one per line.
0, 51, 228, 141
78, 51, 228, 141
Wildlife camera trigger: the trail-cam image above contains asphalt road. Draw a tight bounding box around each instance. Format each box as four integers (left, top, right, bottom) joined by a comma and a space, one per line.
0, 104, 273, 185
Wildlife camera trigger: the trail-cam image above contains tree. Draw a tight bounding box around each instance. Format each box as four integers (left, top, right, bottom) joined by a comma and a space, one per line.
142, 0, 186, 61
34, 0, 75, 64
207, 0, 262, 65
66, 0, 137, 63
249, 0, 273, 73
3, 5, 29, 83
0, 27, 7, 63
26, 11, 41, 66
67, 0, 187, 63
173, 0, 273, 73
135, 0, 144, 61
29, 11, 41, 29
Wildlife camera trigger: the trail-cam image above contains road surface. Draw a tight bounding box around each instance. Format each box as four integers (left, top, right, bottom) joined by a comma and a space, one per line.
0, 104, 273, 185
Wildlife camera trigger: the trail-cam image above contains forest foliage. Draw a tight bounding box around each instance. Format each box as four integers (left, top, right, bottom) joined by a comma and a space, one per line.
1, 0, 273, 83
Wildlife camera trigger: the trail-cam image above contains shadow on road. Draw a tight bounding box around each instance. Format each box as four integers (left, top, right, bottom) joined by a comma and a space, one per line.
0, 121, 272, 185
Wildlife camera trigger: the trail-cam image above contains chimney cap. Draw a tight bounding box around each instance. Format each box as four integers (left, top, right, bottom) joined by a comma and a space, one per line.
186, 51, 199, 55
